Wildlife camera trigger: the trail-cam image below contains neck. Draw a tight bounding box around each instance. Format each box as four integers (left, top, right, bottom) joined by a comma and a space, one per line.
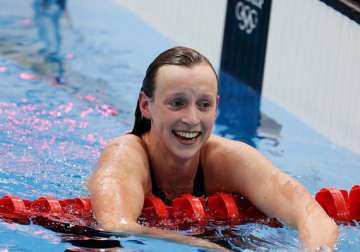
142, 132, 200, 197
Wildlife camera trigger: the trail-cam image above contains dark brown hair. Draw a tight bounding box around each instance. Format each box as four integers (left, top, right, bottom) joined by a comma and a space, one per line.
130, 46, 218, 136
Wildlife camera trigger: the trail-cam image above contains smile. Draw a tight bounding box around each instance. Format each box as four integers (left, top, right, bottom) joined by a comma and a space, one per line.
172, 130, 201, 140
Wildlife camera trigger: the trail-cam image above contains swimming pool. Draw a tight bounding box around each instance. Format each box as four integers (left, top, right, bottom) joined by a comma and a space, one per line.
1, 0, 359, 251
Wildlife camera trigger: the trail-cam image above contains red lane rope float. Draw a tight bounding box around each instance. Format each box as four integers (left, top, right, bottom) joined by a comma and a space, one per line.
0, 195, 31, 224
0, 193, 281, 232
172, 194, 207, 227
0, 186, 359, 234
315, 185, 360, 223
349, 185, 360, 220
207, 192, 240, 223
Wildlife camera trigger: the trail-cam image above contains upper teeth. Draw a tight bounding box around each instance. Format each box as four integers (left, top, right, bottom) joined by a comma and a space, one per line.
175, 131, 199, 139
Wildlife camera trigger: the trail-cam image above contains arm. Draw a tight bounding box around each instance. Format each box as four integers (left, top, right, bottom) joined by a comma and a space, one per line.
87, 135, 150, 230
203, 136, 338, 250
87, 135, 226, 250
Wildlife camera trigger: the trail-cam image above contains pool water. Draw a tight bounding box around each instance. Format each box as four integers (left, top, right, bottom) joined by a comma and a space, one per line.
0, 0, 359, 251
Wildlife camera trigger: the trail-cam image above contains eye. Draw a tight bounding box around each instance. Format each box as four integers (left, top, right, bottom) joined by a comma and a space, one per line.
197, 100, 212, 111
168, 98, 186, 109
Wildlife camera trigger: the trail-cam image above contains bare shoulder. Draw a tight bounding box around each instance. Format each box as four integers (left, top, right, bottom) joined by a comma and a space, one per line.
91, 134, 151, 191
201, 134, 270, 193
201, 134, 258, 161
105, 134, 146, 151
100, 134, 149, 163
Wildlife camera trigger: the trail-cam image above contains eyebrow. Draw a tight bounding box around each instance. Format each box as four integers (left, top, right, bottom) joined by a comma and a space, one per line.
166, 92, 214, 99
167, 92, 187, 97
197, 94, 214, 100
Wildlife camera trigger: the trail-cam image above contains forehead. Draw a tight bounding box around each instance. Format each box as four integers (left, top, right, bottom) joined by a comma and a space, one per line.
154, 63, 218, 97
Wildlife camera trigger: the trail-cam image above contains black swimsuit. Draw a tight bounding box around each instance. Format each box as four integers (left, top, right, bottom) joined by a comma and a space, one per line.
150, 162, 206, 204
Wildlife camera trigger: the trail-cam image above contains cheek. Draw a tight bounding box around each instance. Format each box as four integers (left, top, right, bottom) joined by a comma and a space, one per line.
204, 111, 216, 126
153, 110, 176, 132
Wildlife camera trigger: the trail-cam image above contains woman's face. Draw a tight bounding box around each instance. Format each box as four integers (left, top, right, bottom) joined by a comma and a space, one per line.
142, 62, 218, 160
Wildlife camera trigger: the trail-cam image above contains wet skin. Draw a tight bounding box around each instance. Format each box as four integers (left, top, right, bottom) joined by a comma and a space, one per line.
88, 61, 338, 251
139, 62, 219, 199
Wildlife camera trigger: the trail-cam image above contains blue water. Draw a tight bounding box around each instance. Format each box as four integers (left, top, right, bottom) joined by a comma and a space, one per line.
0, 0, 359, 251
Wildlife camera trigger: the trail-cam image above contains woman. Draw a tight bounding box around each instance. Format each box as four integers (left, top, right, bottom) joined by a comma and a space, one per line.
87, 47, 338, 250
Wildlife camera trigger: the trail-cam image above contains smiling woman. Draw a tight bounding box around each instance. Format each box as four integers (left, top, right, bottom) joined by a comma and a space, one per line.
87, 47, 338, 250
139, 62, 217, 162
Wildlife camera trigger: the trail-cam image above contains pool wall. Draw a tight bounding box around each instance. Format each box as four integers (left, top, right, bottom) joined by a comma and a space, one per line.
115, 0, 360, 154
114, 0, 227, 71
262, 0, 360, 154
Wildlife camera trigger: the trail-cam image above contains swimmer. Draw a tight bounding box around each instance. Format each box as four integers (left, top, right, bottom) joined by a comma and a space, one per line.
87, 47, 338, 250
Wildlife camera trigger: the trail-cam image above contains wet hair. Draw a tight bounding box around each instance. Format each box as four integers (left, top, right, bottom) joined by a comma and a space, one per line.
130, 46, 218, 136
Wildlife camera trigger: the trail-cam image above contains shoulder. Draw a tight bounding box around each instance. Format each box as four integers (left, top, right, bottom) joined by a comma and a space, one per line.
97, 134, 150, 176
200, 134, 265, 192
103, 134, 148, 158
106, 133, 145, 148
95, 134, 152, 193
201, 134, 256, 159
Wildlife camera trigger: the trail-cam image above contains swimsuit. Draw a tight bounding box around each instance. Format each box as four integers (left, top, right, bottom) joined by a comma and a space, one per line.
150, 162, 206, 204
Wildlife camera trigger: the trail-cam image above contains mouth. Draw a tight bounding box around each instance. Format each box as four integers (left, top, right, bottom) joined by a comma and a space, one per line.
172, 130, 202, 142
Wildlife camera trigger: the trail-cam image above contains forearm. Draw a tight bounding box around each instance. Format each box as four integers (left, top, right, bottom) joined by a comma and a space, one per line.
262, 173, 338, 250
249, 170, 338, 249
87, 174, 144, 229
282, 180, 338, 249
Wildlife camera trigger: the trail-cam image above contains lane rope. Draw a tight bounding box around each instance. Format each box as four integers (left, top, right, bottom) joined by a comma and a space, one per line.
0, 186, 358, 232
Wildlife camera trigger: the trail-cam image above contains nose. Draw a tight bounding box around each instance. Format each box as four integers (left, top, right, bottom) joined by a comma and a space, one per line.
181, 105, 200, 126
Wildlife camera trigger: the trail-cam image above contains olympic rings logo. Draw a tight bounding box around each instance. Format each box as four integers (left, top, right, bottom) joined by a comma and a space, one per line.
235, 1, 259, 34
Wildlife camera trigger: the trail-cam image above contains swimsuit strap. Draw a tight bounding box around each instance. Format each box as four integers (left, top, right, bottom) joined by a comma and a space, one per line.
150, 167, 171, 204
192, 162, 205, 197
150, 162, 206, 204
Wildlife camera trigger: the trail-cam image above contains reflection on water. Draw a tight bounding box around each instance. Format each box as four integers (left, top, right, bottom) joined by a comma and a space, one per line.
32, 0, 68, 84
0, 1, 133, 117
195, 224, 299, 251
216, 71, 282, 148
0, 0, 69, 84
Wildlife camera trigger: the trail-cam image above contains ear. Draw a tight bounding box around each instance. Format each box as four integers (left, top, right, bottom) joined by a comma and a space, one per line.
139, 91, 152, 119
